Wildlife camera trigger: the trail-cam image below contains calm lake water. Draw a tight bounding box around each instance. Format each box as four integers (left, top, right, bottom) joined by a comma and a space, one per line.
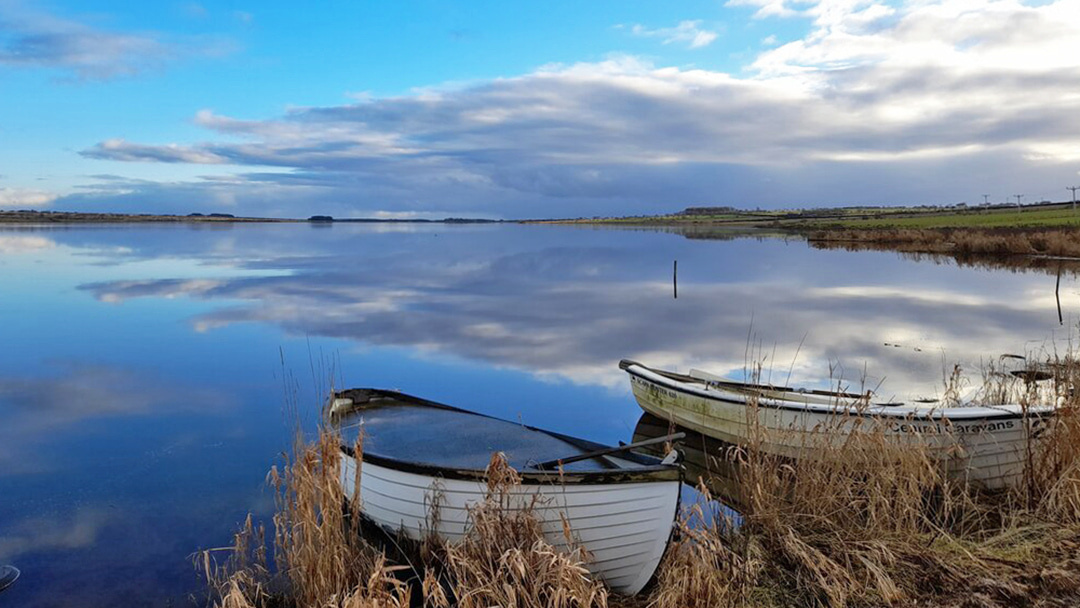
1, 222, 1076, 606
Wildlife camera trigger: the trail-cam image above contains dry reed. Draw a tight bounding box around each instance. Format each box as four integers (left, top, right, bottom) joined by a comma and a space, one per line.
808, 227, 1080, 279
421, 453, 609, 608
199, 426, 607, 608
197, 426, 411, 608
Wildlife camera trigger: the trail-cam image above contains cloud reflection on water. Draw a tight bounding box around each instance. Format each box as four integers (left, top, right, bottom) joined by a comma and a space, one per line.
0, 508, 111, 561
73, 225, 1078, 398
0, 362, 231, 475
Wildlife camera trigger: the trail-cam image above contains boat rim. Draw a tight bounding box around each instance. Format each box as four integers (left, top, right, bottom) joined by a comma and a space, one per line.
620, 359, 1057, 421
333, 387, 683, 485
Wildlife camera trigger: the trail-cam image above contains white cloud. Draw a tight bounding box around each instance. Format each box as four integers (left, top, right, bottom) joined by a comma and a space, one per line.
726, 0, 808, 19
71, 0, 1080, 217
628, 19, 720, 48
0, 3, 235, 80
0, 186, 57, 207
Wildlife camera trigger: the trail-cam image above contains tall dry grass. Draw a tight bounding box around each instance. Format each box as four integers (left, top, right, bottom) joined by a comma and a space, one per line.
198, 426, 412, 608
421, 453, 610, 608
198, 424, 609, 608
809, 227, 1080, 268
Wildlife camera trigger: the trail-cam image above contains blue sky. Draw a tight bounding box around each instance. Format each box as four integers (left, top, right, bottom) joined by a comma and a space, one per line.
2, 0, 1079, 218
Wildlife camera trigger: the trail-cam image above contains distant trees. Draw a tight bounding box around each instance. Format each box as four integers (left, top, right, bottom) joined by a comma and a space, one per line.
680, 206, 736, 216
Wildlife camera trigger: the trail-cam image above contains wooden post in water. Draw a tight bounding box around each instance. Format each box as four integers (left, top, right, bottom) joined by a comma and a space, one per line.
673, 259, 678, 299
1057, 264, 1063, 326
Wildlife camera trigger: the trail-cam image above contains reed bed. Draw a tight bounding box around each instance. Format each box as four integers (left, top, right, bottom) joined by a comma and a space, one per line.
808, 227, 1080, 259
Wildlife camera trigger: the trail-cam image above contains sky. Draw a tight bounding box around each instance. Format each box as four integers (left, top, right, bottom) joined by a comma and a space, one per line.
1, 0, 1079, 219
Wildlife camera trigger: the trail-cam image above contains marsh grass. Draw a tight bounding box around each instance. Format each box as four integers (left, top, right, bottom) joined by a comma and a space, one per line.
421, 453, 610, 608
808, 227, 1080, 264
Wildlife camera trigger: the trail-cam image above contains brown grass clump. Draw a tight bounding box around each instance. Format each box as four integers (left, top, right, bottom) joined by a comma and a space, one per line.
422, 453, 610, 608
197, 426, 411, 608
648, 482, 759, 608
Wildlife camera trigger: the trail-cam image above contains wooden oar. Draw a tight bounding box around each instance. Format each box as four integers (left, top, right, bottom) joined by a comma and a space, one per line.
534, 433, 685, 470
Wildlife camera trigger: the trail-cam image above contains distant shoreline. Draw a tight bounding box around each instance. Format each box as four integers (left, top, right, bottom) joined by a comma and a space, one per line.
10, 205, 1080, 262
0, 210, 294, 224
0, 210, 502, 225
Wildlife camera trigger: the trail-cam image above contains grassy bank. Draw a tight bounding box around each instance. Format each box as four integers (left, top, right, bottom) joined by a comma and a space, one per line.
808, 226, 1080, 259
201, 357, 1080, 608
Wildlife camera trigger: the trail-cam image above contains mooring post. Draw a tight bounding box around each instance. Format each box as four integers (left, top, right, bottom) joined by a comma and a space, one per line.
673, 259, 678, 299
1057, 264, 1063, 326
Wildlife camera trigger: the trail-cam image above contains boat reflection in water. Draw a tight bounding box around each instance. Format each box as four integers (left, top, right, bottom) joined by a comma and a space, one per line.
632, 412, 746, 515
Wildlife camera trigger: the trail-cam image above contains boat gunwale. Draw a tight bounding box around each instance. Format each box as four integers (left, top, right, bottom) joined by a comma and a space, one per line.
621, 360, 1057, 421
333, 387, 683, 485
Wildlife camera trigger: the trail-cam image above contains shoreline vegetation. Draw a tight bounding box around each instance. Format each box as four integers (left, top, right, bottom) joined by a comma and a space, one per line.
203, 351, 1080, 608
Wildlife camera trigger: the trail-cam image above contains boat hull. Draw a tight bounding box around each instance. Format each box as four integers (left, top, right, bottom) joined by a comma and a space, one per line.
341, 455, 680, 595
627, 366, 1051, 490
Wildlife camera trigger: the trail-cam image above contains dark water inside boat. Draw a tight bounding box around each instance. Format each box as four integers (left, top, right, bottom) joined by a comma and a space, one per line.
334, 389, 669, 474
1, 222, 1077, 606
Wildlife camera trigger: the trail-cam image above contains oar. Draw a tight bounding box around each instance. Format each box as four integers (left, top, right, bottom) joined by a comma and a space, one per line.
534, 433, 685, 470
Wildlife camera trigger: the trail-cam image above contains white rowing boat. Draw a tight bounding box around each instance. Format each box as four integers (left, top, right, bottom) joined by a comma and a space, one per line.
330, 388, 682, 595
620, 360, 1057, 490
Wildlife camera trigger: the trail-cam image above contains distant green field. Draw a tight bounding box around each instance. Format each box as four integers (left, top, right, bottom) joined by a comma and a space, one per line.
552, 203, 1080, 230
810, 206, 1080, 229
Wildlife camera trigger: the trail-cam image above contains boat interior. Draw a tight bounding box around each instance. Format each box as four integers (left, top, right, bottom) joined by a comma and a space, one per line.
330, 388, 675, 475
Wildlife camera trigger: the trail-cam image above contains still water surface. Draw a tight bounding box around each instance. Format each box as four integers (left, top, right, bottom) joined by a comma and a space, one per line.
0, 222, 1076, 606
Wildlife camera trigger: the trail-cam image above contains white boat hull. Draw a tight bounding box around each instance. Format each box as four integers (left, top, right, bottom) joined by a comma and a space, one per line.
341, 455, 680, 595
626, 365, 1054, 490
